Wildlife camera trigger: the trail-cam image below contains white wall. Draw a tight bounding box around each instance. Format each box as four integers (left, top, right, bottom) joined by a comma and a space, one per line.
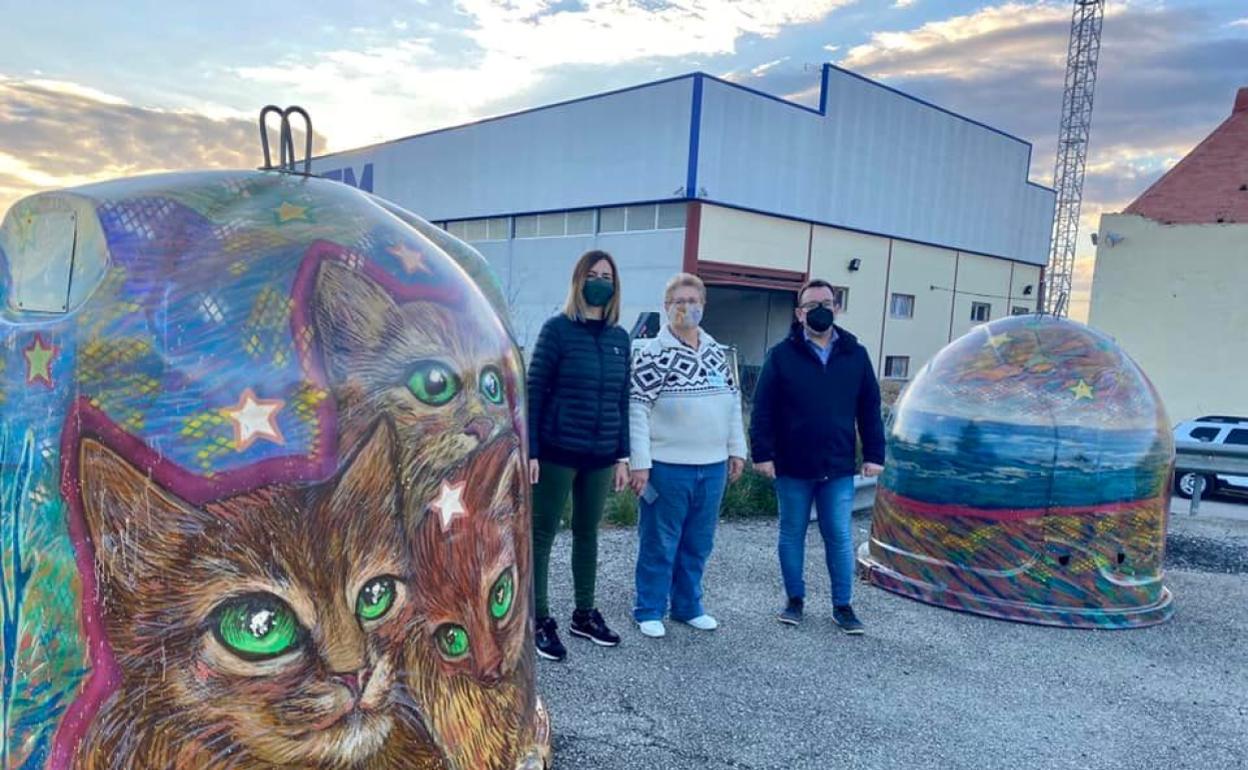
695, 69, 1053, 265
1088, 214, 1248, 422
880, 241, 958, 377
948, 252, 1014, 341
473, 229, 685, 350
696, 205, 808, 272
809, 225, 890, 371
310, 78, 695, 222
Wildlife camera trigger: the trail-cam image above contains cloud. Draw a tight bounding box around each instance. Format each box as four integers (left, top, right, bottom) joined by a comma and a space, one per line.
0, 75, 326, 220
1230, 17, 1248, 28
828, 1, 1248, 320
751, 58, 789, 77
893, 0, 917, 7
234, 0, 856, 149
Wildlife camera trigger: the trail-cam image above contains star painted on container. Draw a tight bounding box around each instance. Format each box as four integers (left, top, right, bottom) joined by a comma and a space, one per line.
1069, 379, 1094, 401
387, 242, 431, 274
24, 334, 59, 388
221, 388, 286, 451
274, 202, 309, 224
986, 332, 1011, 349
431, 481, 467, 531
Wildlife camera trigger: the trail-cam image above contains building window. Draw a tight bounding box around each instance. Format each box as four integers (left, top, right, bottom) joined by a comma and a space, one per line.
625, 204, 657, 231
884, 356, 910, 379
566, 210, 595, 235
890, 293, 915, 319
1011, 306, 1029, 316
514, 215, 538, 238
537, 212, 565, 237
656, 203, 687, 229
970, 302, 992, 322
830, 286, 849, 312
599, 207, 627, 233
446, 217, 510, 242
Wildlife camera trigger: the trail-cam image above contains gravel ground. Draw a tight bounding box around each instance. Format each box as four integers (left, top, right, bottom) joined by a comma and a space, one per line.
536, 514, 1248, 770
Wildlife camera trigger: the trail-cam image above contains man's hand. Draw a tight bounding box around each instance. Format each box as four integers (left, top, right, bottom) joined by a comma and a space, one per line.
754, 461, 776, 479
613, 461, 630, 493
629, 468, 650, 496
862, 462, 884, 478
528, 459, 541, 485
728, 457, 745, 483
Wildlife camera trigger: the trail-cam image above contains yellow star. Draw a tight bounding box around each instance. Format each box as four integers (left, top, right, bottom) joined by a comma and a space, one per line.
387, 242, 431, 274
24, 334, 58, 388
274, 201, 309, 223
987, 332, 1011, 349
1070, 379, 1094, 401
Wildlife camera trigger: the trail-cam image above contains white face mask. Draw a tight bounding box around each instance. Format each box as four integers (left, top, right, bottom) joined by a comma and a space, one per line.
670, 303, 703, 328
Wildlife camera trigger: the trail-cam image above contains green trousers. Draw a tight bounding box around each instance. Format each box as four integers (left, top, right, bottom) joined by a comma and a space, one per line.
531, 460, 614, 618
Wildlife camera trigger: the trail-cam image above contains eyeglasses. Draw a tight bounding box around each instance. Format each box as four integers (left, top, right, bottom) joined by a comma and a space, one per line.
800, 300, 836, 311
668, 298, 701, 307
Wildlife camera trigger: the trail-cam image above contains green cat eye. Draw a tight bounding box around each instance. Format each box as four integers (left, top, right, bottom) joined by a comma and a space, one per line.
407, 361, 462, 406
490, 568, 515, 621
479, 367, 505, 405
357, 576, 397, 622
435, 623, 469, 659
214, 595, 301, 661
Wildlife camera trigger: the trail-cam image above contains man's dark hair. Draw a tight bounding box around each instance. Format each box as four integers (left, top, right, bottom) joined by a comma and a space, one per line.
798, 279, 836, 305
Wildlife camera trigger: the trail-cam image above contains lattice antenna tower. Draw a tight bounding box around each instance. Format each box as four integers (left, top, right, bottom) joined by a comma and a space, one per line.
1043, 0, 1105, 317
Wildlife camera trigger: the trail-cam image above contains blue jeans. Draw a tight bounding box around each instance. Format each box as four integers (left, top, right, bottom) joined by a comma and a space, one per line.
634, 461, 728, 622
775, 475, 856, 606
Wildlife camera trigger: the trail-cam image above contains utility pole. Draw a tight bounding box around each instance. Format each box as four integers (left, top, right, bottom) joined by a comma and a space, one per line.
1043, 0, 1105, 317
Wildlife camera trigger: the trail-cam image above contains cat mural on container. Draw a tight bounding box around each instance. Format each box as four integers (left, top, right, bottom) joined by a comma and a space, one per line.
310, 259, 521, 488
71, 419, 449, 770
405, 434, 539, 770
309, 261, 544, 770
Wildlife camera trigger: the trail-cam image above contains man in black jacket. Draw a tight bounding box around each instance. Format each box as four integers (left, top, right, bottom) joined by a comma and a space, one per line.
750, 279, 886, 634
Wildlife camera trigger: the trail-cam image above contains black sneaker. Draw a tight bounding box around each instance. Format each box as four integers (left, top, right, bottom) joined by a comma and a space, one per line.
569, 608, 621, 647
778, 597, 804, 626
535, 616, 567, 661
832, 605, 865, 635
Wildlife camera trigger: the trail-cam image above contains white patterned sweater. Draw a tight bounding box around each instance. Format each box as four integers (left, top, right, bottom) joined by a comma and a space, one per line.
628, 326, 748, 470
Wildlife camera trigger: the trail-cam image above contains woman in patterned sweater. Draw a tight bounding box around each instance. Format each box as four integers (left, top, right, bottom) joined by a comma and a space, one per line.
627, 273, 747, 638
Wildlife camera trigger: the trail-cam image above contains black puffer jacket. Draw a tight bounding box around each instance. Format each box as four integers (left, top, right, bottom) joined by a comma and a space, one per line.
526, 314, 631, 466
750, 323, 885, 480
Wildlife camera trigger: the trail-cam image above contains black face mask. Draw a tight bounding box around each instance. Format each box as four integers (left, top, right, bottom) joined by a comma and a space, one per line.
805, 306, 835, 333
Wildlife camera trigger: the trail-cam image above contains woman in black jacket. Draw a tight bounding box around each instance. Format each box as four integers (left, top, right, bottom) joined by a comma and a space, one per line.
526, 249, 631, 661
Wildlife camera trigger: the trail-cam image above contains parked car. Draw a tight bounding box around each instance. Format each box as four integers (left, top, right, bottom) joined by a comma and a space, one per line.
1172, 415, 1248, 498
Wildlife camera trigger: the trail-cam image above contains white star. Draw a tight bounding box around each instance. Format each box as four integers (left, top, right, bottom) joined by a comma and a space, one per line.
431, 481, 467, 530
221, 388, 286, 451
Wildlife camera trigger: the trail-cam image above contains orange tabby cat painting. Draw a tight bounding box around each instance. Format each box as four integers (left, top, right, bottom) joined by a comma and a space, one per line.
0, 170, 551, 769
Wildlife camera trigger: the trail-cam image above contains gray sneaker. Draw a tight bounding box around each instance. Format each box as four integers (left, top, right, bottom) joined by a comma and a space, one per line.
832, 605, 865, 635
778, 597, 803, 626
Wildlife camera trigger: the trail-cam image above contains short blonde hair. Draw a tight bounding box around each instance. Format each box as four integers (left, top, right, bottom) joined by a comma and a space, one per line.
563, 249, 621, 326
663, 272, 706, 305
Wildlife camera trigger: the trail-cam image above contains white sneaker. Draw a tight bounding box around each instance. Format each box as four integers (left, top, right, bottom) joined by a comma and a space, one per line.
637, 620, 666, 638
683, 614, 719, 631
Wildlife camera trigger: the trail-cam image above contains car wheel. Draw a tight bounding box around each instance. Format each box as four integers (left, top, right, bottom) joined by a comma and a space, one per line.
1175, 472, 1215, 499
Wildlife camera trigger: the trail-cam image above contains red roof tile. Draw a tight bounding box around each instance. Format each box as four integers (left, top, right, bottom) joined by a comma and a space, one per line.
1124, 87, 1248, 224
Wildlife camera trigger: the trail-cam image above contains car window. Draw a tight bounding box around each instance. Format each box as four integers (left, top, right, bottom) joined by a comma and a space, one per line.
1189, 426, 1221, 442
1225, 429, 1248, 446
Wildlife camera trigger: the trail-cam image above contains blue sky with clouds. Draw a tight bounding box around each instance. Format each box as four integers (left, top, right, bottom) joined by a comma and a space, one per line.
2, 0, 1246, 317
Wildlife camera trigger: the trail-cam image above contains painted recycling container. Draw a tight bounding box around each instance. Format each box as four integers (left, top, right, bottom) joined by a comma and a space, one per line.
858, 314, 1175, 629
0, 170, 551, 769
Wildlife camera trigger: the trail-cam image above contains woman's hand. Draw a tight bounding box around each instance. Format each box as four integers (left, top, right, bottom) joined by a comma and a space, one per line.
613, 461, 630, 493
629, 468, 650, 496
528, 459, 541, 485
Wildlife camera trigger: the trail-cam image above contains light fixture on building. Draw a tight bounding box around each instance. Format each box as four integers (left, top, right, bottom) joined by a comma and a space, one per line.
848, 258, 861, 272
1023, 285, 1034, 296
1090, 232, 1099, 246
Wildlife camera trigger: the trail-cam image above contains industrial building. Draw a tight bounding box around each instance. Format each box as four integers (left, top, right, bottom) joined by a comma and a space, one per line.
1089, 87, 1248, 423
312, 64, 1055, 378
